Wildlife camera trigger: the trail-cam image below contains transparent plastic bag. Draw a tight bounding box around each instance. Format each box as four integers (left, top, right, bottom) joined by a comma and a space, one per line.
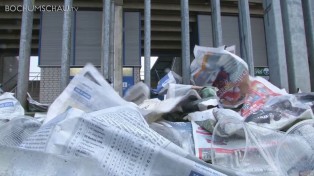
149, 120, 195, 155
276, 120, 314, 176
211, 117, 284, 175
123, 82, 150, 105
245, 94, 314, 130
0, 145, 104, 176
0, 116, 42, 147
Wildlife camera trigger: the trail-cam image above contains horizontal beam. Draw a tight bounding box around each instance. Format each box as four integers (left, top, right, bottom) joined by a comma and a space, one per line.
0, 48, 38, 56
0, 33, 178, 41
0, 44, 180, 50
141, 25, 191, 32
147, 49, 181, 56
125, 2, 263, 15
141, 14, 196, 22
223, 0, 262, 3
0, 24, 40, 29
0, 12, 40, 19
142, 44, 181, 49
143, 35, 181, 41
0, 43, 38, 49
0, 34, 39, 40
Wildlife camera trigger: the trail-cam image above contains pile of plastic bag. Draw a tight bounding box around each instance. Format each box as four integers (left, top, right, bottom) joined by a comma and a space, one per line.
0, 45, 314, 176
146, 45, 314, 176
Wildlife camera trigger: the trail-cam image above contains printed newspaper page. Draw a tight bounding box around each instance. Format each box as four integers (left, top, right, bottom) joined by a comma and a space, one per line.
21, 106, 228, 176
45, 64, 135, 124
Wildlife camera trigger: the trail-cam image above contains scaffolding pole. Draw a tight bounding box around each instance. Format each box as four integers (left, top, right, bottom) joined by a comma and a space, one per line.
181, 0, 191, 84
211, 0, 223, 47
109, 0, 115, 83
17, 0, 35, 108
113, 5, 123, 95
144, 0, 151, 87
60, 0, 73, 91
238, 0, 255, 76
302, 0, 314, 91
101, 0, 111, 79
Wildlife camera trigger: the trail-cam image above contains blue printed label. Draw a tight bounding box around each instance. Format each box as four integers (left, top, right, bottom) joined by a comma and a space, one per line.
0, 102, 14, 108
74, 87, 91, 100
189, 171, 204, 176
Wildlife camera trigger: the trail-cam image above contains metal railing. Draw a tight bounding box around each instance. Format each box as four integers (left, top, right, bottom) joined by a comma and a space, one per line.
1, 73, 18, 91
29, 72, 41, 81
10, 72, 41, 98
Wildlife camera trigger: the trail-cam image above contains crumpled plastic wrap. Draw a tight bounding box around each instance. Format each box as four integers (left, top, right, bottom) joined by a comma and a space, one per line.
0, 92, 24, 120
245, 94, 314, 130
191, 45, 250, 108
0, 116, 42, 147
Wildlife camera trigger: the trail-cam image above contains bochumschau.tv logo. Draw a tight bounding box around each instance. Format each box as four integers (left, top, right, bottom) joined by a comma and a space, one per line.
5, 5, 79, 12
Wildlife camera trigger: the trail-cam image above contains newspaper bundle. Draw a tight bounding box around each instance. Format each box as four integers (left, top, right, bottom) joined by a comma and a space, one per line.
5, 64, 238, 176
20, 106, 229, 176
191, 45, 250, 108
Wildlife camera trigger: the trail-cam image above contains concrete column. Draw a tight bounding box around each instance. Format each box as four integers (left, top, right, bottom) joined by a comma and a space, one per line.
60, 0, 73, 91
113, 4, 123, 95
302, 0, 314, 91
211, 0, 223, 47
144, 0, 151, 87
17, 0, 34, 108
0, 57, 3, 84
101, 0, 111, 79
238, 0, 255, 76
281, 0, 311, 92
181, 0, 191, 84
109, 0, 115, 83
263, 0, 289, 90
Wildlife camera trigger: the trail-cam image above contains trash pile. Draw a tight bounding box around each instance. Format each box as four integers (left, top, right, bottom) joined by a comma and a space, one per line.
0, 45, 314, 176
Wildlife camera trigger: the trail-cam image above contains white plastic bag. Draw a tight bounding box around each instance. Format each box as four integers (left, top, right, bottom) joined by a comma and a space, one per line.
0, 92, 24, 120
191, 45, 250, 108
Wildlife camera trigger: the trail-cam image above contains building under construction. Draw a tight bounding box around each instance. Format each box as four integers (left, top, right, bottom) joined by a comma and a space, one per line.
0, 0, 313, 108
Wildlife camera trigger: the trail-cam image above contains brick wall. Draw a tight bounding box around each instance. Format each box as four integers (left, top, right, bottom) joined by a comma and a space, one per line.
40, 67, 61, 104
134, 67, 141, 84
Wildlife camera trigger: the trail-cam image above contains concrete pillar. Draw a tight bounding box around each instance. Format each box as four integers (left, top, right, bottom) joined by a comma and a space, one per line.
263, 0, 289, 90
101, 0, 111, 79
113, 4, 123, 95
302, 0, 314, 91
17, 0, 34, 108
238, 0, 255, 76
144, 0, 151, 87
281, 0, 311, 92
108, 0, 115, 83
181, 0, 191, 84
60, 0, 73, 91
0, 57, 3, 84
211, 0, 223, 47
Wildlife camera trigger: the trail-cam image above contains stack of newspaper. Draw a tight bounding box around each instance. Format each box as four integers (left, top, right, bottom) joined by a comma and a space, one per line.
1, 45, 314, 176
0, 64, 237, 176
